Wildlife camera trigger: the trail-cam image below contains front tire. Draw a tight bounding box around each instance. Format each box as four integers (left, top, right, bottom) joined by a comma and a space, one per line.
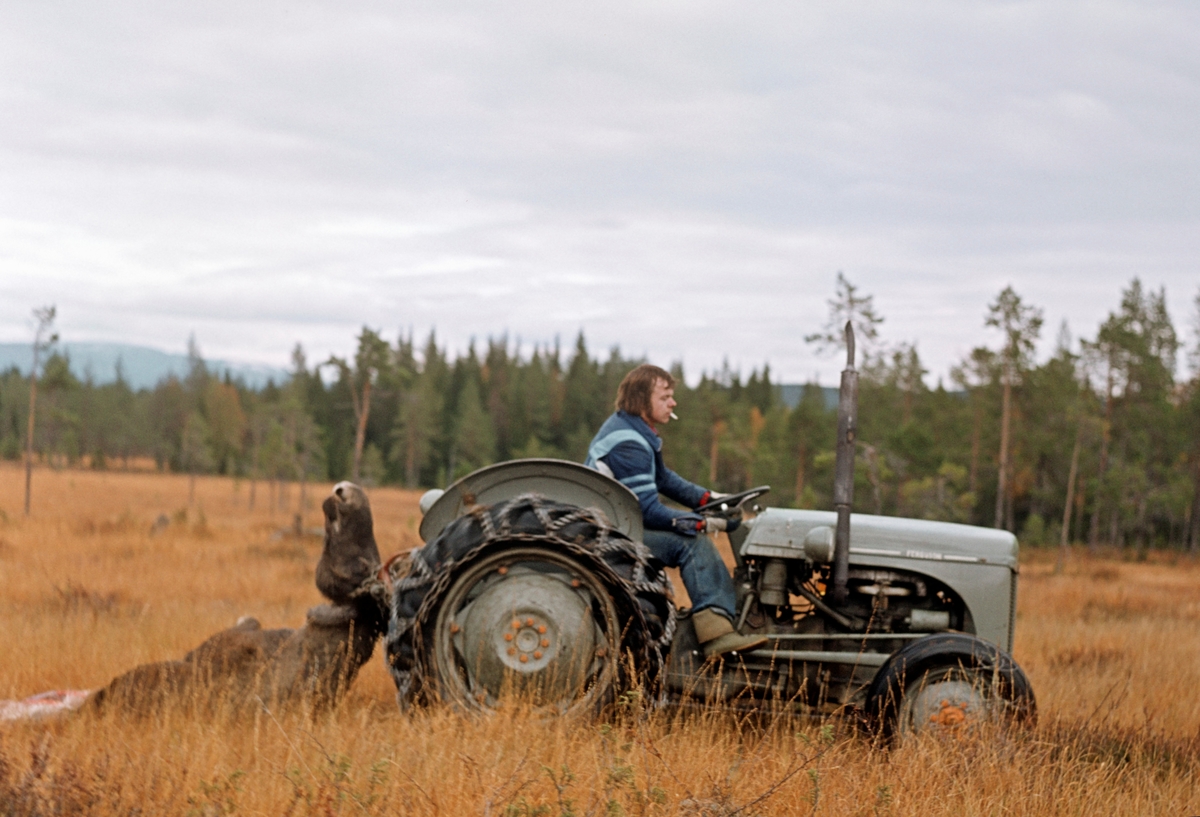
865, 633, 1036, 739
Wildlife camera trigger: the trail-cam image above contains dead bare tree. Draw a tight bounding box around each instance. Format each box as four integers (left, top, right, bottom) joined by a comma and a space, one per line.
1058, 350, 1095, 572
23, 306, 58, 516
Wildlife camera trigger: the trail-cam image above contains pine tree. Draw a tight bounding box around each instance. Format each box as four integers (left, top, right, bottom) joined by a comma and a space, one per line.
805, 272, 885, 359
392, 338, 445, 488
452, 376, 496, 477
985, 286, 1043, 531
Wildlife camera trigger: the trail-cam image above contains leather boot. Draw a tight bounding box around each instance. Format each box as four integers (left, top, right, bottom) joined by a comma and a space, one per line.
692, 608, 768, 659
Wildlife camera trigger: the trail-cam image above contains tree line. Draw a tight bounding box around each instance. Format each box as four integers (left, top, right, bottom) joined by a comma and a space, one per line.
4, 276, 1199, 552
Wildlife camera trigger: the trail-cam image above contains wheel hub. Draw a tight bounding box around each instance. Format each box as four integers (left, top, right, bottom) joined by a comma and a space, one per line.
904, 677, 987, 732
452, 565, 601, 703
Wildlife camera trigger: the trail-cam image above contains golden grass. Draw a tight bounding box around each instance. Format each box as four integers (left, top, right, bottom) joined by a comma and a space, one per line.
0, 464, 1197, 814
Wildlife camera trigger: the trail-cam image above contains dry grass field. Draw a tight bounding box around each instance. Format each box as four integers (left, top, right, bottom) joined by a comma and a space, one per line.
1, 464, 1198, 815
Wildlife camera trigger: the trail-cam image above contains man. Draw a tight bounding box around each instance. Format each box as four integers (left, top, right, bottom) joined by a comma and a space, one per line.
585, 364, 767, 658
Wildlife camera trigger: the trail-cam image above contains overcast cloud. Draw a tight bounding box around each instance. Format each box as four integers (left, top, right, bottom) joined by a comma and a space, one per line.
2, 0, 1198, 384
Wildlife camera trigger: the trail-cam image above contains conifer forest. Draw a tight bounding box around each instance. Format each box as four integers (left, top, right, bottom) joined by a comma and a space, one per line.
4, 276, 1200, 553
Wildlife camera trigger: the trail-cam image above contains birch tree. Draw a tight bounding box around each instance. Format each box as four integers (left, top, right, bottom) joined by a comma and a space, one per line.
327, 327, 391, 482
23, 306, 57, 516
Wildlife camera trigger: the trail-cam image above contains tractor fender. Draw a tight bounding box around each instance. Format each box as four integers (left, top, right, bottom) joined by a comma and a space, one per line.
418, 459, 643, 543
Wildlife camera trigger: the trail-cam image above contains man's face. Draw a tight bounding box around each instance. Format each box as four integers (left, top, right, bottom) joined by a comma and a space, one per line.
644, 379, 677, 427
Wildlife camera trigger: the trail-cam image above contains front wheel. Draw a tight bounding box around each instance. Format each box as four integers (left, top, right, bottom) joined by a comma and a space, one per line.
865, 633, 1036, 739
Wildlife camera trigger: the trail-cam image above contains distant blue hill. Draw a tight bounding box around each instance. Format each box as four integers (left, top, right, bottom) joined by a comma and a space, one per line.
0, 342, 290, 391
777, 384, 839, 410
776, 383, 962, 409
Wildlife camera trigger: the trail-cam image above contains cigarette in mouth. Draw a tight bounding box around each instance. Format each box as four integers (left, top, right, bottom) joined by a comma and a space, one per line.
670, 412, 679, 420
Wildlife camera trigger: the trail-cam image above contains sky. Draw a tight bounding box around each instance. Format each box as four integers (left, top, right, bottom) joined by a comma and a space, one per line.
1, 0, 1198, 386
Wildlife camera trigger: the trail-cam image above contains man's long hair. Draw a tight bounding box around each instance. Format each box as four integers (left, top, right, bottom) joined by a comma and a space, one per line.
616, 364, 675, 417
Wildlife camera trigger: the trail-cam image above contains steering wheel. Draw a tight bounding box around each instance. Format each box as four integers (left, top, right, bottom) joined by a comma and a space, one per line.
697, 485, 771, 517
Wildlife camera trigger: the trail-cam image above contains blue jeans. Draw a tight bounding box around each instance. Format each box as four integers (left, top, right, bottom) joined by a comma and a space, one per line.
642, 530, 737, 621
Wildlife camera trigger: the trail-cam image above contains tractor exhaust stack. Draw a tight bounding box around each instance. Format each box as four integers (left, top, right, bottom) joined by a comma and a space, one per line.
830, 322, 857, 605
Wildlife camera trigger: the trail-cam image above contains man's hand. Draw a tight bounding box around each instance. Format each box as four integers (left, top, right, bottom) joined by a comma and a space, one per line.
671, 516, 739, 535
700, 517, 740, 534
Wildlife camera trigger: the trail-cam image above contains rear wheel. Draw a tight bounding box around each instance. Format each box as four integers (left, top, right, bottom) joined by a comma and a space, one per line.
429, 547, 620, 715
386, 494, 674, 714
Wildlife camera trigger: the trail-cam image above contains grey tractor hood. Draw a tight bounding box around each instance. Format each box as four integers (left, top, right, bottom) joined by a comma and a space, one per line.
742, 508, 1018, 571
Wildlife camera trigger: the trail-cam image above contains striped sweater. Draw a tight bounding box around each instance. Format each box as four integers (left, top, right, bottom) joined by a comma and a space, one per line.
584, 410, 708, 534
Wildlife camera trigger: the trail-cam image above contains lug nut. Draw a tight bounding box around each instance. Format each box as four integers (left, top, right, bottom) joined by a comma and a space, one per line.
571, 579, 581, 588
533, 651, 543, 659
498, 566, 508, 575
504, 633, 513, 641
519, 654, 528, 663
512, 620, 521, 629
507, 647, 516, 656
540, 638, 550, 648
537, 625, 547, 634
526, 617, 535, 626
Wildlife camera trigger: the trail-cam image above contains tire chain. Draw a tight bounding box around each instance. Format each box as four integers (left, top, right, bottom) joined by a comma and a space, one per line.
383, 493, 676, 707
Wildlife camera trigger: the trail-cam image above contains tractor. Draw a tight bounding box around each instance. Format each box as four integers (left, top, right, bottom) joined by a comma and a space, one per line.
383, 328, 1035, 736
